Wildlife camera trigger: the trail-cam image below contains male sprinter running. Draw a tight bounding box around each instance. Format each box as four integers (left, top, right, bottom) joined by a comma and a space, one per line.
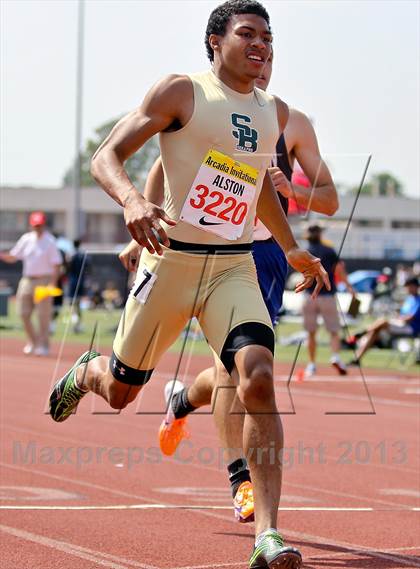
49, 2, 330, 566
120, 53, 338, 525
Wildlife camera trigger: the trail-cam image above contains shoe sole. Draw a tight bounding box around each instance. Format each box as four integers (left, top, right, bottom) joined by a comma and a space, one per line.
236, 511, 254, 523
158, 421, 175, 456
269, 551, 302, 568
332, 362, 348, 376
250, 550, 302, 569
158, 418, 188, 456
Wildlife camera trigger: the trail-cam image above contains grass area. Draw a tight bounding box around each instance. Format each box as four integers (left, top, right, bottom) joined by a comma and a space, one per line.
1, 299, 418, 374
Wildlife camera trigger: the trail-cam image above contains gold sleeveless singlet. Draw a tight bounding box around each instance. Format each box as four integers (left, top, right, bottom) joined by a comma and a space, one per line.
112, 70, 279, 378
159, 70, 279, 245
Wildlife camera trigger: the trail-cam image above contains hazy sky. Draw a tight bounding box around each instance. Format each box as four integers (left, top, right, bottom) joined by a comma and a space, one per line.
1, 0, 419, 196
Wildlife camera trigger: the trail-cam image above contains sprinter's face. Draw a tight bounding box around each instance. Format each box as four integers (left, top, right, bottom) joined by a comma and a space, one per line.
211, 14, 272, 81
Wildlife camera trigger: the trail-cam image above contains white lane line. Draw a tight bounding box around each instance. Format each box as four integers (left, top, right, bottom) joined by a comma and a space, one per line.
4, 357, 415, 385
2, 514, 418, 569
1, 504, 419, 512
0, 461, 167, 506
169, 561, 246, 569
162, 453, 418, 509
2, 480, 418, 568
184, 508, 420, 568
0, 524, 160, 569
305, 546, 420, 559
283, 528, 420, 568
403, 388, 420, 395
1, 458, 415, 512
0, 485, 82, 501
385, 546, 420, 552
155, 486, 318, 504
1, 461, 418, 569
3, 361, 418, 415
5, 422, 419, 475
311, 546, 420, 555
379, 488, 420, 498
276, 385, 419, 409
294, 375, 419, 384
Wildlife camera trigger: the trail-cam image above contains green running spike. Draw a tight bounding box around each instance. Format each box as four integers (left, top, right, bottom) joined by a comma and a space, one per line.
249, 531, 302, 568
49, 350, 101, 422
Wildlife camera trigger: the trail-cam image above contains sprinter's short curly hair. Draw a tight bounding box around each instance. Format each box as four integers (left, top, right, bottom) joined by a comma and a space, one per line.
205, 0, 270, 62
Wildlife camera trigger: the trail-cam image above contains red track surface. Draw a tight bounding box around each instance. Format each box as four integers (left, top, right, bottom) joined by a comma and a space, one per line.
1, 337, 419, 568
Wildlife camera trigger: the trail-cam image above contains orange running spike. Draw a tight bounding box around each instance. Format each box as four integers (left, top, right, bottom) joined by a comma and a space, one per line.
159, 417, 189, 456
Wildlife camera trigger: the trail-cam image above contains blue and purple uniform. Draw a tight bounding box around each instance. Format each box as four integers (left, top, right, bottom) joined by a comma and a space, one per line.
252, 134, 292, 325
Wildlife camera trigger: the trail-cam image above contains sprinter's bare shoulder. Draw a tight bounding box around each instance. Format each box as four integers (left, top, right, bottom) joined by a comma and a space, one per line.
92, 74, 194, 168
90, 74, 194, 252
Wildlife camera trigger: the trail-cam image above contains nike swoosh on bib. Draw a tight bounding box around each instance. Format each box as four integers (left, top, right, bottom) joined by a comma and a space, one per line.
199, 216, 224, 226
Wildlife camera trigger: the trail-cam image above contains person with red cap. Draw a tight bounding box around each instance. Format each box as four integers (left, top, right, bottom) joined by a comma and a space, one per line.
0, 211, 62, 355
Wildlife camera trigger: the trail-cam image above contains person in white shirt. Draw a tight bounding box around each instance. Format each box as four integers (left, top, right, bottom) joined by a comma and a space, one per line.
0, 211, 62, 356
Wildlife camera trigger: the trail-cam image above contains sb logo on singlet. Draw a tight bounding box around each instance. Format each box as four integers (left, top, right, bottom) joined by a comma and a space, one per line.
231, 113, 258, 153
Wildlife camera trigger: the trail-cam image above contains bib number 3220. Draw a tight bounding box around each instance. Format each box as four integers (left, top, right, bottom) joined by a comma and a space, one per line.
190, 184, 248, 226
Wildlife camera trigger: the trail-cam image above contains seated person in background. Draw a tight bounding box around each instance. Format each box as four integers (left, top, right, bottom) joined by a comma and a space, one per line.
350, 277, 420, 364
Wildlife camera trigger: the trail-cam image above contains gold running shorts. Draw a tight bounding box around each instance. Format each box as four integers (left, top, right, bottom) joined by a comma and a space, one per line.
111, 244, 274, 385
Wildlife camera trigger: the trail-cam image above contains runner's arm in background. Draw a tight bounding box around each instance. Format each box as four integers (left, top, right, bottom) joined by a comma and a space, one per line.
399, 313, 416, 324
0, 252, 18, 263
119, 156, 165, 271
270, 110, 338, 215
262, 97, 330, 295
335, 261, 356, 296
257, 171, 330, 297
398, 300, 420, 324
91, 75, 194, 255
0, 235, 25, 263
144, 156, 165, 205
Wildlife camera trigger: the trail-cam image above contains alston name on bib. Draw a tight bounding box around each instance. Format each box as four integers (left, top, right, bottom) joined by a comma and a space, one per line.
212, 174, 245, 197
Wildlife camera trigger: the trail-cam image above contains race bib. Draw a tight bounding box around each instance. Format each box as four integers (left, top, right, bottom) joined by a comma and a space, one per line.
130, 265, 157, 305
180, 149, 259, 240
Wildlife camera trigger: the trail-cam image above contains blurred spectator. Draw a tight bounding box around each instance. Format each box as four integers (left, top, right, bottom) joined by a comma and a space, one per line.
374, 266, 393, 297
102, 281, 122, 310
0, 212, 61, 356
368, 266, 395, 316
395, 264, 412, 288
51, 233, 68, 332
87, 282, 104, 309
302, 224, 355, 377
349, 277, 420, 365
67, 240, 90, 333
